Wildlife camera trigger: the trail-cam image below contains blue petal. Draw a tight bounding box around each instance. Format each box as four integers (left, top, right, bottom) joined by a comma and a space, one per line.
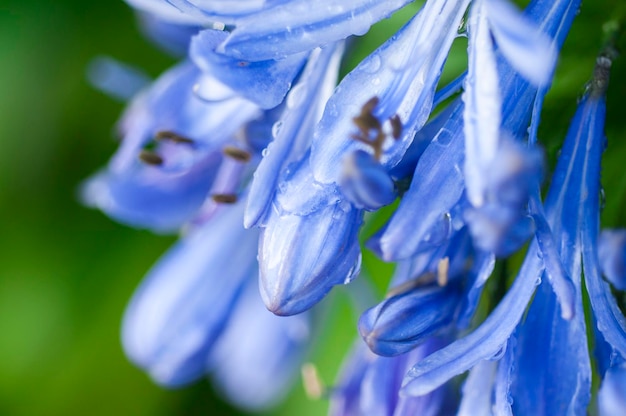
598, 229, 626, 291
529, 193, 576, 320
401, 244, 543, 396
258, 197, 363, 315
508, 279, 591, 415
340, 150, 397, 211
82, 149, 221, 232
329, 343, 373, 416
121, 201, 259, 386
457, 249, 495, 328
486, 0, 557, 86
331, 338, 450, 416
136, 11, 202, 57
359, 282, 462, 356
463, 0, 502, 208
190, 29, 308, 109
219, 0, 415, 61
87, 56, 151, 101
457, 359, 497, 416
207, 279, 311, 410
378, 103, 465, 261
309, 0, 470, 186
598, 363, 626, 416
125, 0, 212, 25
245, 44, 344, 227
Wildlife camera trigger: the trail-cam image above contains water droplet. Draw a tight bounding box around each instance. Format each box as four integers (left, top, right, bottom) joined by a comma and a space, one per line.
272, 121, 283, 139
286, 83, 306, 109
361, 55, 381, 74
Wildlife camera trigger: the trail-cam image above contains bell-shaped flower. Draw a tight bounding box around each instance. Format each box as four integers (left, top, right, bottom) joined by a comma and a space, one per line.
83, 62, 260, 232
121, 200, 259, 387
330, 338, 453, 416
258, 166, 363, 315
207, 279, 312, 410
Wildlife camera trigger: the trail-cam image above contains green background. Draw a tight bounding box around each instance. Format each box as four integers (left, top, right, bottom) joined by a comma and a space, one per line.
0, 0, 625, 415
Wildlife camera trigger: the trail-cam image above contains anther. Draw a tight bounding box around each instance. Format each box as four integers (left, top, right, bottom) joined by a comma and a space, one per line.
385, 272, 436, 299
138, 150, 164, 166
390, 115, 403, 140
301, 363, 326, 400
437, 257, 449, 287
223, 146, 252, 163
212, 193, 238, 204
155, 130, 194, 144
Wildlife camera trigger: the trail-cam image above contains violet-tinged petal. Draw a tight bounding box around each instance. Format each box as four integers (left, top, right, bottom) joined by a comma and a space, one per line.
136, 11, 202, 57
87, 56, 151, 101
219, 0, 415, 61
121, 201, 259, 386
310, 0, 470, 186
82, 149, 221, 232
598, 363, 626, 416
359, 283, 462, 357
463, 0, 502, 208
401, 244, 543, 396
509, 280, 591, 415
340, 150, 397, 211
485, 0, 557, 86
598, 229, 626, 291
259, 201, 363, 315
245, 44, 343, 227
190, 29, 308, 109
207, 280, 311, 410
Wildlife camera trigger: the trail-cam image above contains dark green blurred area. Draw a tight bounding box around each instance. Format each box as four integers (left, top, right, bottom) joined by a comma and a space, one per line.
0, 0, 624, 415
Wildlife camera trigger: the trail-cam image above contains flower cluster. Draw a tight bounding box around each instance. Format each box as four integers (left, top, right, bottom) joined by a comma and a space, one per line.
85, 0, 626, 413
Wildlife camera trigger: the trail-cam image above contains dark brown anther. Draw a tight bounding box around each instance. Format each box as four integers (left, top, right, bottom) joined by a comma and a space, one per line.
155, 130, 194, 144
361, 96, 380, 115
212, 193, 238, 204
223, 146, 252, 163
390, 115, 403, 140
139, 150, 164, 166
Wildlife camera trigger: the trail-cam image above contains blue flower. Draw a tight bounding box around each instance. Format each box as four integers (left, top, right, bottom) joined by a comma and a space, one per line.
402, 40, 615, 415
86, 0, 626, 412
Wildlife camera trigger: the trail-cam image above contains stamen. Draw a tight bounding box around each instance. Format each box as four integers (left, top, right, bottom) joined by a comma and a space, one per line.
437, 257, 449, 287
138, 150, 164, 166
223, 146, 252, 162
155, 130, 194, 144
385, 272, 436, 299
211, 193, 238, 204
390, 114, 403, 140
301, 363, 326, 400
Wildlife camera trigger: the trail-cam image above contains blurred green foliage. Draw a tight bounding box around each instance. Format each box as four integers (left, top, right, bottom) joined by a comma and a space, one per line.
0, 0, 624, 415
